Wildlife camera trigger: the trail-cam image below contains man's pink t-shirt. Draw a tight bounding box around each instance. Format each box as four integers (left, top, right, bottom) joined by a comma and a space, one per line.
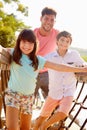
34, 28, 59, 72
34, 28, 59, 56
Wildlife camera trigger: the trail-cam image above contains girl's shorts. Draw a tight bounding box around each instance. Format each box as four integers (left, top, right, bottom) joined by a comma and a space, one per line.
5, 89, 34, 115
40, 96, 73, 117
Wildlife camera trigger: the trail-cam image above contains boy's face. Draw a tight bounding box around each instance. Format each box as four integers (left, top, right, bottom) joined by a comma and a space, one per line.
56, 36, 71, 50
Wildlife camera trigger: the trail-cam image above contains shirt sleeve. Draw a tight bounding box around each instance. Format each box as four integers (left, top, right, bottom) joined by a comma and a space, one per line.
37, 55, 47, 70
44, 52, 53, 61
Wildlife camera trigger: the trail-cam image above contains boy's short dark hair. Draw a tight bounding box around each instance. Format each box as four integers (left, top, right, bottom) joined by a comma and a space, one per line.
41, 7, 57, 17
56, 31, 72, 43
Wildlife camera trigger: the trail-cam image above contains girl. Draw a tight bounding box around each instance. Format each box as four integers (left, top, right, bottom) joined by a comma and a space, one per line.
1, 29, 87, 130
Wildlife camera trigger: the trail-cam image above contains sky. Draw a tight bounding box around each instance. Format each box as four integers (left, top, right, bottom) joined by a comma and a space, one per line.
4, 0, 87, 50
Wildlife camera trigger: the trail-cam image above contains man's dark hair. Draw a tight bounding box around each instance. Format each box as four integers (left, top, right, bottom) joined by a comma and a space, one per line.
41, 7, 57, 17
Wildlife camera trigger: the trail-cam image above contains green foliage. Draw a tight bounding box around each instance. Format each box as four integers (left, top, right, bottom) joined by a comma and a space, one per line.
17, 4, 28, 16
3, 0, 11, 3
0, 1, 3, 8
3, 0, 19, 3
2, 14, 25, 32
1, 0, 28, 16
0, 0, 30, 47
0, 13, 28, 47
0, 27, 15, 47
0, 10, 5, 18
82, 56, 87, 62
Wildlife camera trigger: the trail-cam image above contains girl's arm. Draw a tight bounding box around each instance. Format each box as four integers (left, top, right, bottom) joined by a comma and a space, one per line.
44, 61, 87, 72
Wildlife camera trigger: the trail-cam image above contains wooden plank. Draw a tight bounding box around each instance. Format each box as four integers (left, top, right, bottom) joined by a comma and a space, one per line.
0, 49, 11, 65
0, 48, 10, 59
0, 64, 10, 70
0, 54, 10, 65
75, 72, 87, 83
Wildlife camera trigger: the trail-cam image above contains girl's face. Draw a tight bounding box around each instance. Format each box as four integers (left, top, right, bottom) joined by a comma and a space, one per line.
57, 36, 71, 51
20, 40, 34, 55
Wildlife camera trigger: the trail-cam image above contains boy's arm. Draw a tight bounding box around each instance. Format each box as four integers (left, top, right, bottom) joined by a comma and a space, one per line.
44, 61, 87, 72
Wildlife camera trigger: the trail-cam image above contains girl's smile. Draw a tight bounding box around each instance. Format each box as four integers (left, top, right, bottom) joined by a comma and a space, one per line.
20, 40, 34, 54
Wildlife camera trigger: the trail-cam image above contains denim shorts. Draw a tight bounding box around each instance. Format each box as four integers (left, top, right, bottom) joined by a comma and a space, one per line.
5, 89, 34, 114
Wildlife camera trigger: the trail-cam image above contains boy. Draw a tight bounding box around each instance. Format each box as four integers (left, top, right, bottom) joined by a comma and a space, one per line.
33, 31, 87, 130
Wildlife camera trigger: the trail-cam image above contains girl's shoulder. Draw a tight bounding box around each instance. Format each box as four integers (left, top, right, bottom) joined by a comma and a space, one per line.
37, 55, 46, 69
37, 55, 45, 61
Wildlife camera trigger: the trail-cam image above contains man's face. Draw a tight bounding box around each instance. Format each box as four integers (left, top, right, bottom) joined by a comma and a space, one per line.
40, 14, 56, 32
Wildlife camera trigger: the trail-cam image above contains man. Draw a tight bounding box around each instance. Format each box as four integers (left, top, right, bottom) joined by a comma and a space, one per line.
34, 7, 59, 98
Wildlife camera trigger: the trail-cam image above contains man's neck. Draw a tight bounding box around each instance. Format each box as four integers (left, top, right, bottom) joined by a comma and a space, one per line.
39, 28, 51, 36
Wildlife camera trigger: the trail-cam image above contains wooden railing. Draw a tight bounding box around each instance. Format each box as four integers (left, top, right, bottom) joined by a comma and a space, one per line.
0, 64, 10, 129
0, 48, 11, 129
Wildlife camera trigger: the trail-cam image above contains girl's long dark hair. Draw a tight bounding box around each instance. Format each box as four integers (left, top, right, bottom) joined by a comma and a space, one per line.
13, 29, 38, 70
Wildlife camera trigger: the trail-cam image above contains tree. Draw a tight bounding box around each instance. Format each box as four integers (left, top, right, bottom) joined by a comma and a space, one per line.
0, 0, 30, 47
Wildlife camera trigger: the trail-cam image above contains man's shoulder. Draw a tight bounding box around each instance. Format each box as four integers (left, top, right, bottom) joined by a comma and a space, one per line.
51, 28, 59, 35
52, 28, 59, 32
34, 28, 59, 34
34, 28, 39, 33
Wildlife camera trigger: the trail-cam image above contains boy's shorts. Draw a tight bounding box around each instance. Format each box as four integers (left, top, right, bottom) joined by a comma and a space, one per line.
40, 96, 73, 117
5, 89, 34, 115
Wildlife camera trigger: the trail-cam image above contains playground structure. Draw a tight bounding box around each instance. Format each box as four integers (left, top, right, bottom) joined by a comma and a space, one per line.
0, 49, 87, 130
